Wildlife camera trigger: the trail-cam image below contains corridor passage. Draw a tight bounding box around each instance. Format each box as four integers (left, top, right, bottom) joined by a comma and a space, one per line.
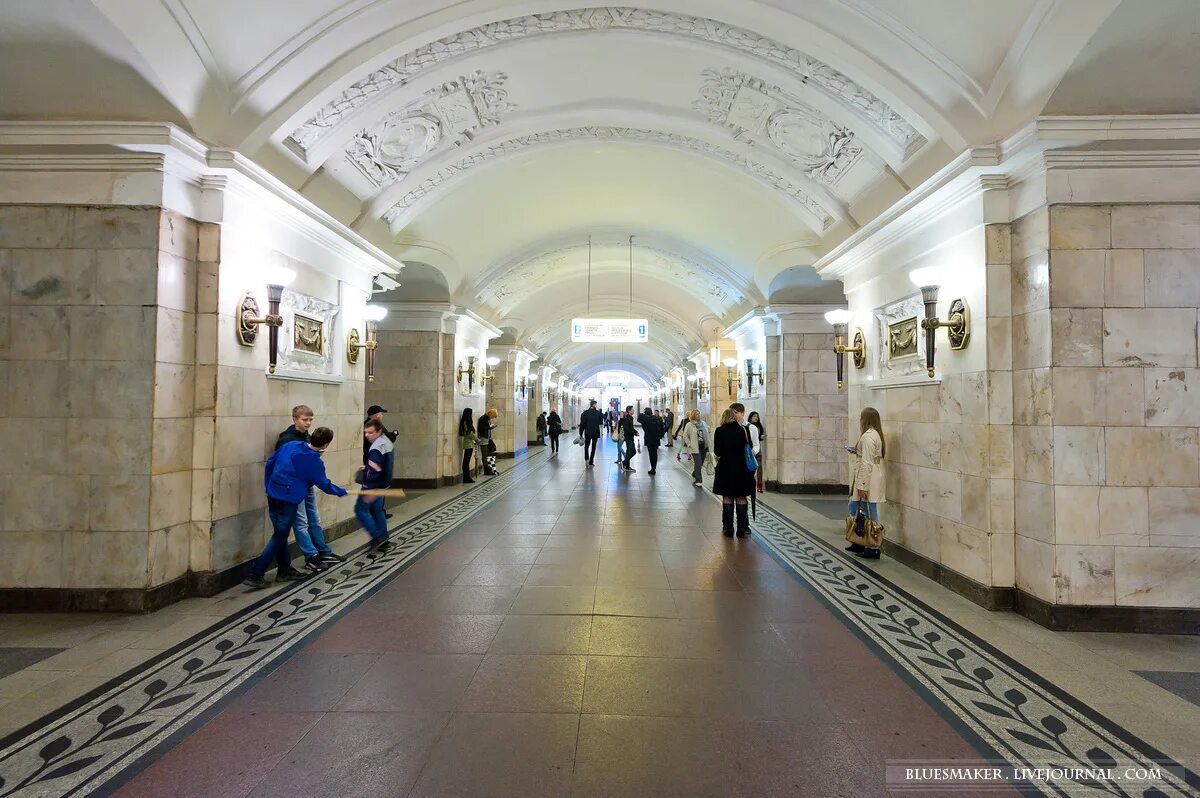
1, 441, 1197, 797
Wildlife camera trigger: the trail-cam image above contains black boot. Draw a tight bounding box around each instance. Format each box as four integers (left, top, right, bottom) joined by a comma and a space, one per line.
721, 504, 735, 537
735, 503, 751, 537
845, 543, 865, 552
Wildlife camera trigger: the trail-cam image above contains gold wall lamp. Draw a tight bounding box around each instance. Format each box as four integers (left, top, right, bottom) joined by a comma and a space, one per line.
235, 266, 295, 374
743, 358, 764, 396
723, 359, 741, 396
824, 309, 866, 390
697, 377, 709, 400
456, 348, 478, 392
346, 304, 388, 382
480, 356, 501, 386
910, 268, 970, 378
518, 375, 534, 399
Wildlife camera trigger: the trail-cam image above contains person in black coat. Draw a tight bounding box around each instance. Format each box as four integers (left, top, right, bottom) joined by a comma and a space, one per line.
619, 405, 639, 471
712, 403, 756, 537
579, 400, 603, 466
642, 410, 664, 475
547, 409, 563, 454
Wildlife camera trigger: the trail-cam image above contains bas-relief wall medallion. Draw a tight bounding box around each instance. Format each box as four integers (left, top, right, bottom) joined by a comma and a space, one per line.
275, 290, 343, 381
875, 293, 924, 379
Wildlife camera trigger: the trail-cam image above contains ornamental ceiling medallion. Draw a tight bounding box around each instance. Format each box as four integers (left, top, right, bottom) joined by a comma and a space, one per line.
696, 67, 865, 185
346, 70, 513, 186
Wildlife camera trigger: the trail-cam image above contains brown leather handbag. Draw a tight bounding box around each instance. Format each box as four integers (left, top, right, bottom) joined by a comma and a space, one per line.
844, 500, 884, 548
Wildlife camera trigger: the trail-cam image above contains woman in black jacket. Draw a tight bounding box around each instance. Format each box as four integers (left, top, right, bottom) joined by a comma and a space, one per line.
712, 403, 756, 537
477, 408, 498, 476
547, 408, 563, 454
459, 408, 477, 484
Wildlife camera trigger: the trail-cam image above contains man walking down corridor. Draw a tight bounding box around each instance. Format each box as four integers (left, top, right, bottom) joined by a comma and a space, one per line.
579, 399, 603, 467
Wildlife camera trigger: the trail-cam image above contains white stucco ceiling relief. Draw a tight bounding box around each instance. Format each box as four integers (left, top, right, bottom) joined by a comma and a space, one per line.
345, 69, 514, 186
284, 6, 925, 159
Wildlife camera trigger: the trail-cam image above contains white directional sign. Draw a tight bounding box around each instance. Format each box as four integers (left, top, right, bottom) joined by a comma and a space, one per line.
571, 318, 649, 343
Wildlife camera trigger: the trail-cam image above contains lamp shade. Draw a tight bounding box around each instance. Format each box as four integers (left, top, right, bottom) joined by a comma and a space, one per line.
824, 309, 852, 326
909, 267, 946, 289
264, 265, 296, 287
485, 356, 501, 366
363, 304, 388, 321
723, 358, 739, 368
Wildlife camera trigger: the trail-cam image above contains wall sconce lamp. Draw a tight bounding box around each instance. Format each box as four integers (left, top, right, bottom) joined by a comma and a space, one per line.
824, 309, 866, 390
517, 376, 531, 398
346, 304, 387, 382
480, 356, 501, 386
910, 268, 970, 378
723, 358, 740, 396
743, 358, 764, 396
236, 266, 296, 373
697, 377, 709, 400
546, 380, 558, 404
457, 348, 479, 392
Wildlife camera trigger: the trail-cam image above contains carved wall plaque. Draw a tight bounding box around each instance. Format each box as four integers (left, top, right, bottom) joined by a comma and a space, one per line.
887, 317, 918, 360
293, 313, 325, 355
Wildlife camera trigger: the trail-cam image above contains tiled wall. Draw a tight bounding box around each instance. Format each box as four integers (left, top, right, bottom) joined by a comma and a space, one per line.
0, 205, 196, 590
771, 323, 846, 489
1015, 203, 1200, 608
367, 330, 445, 482
845, 224, 1013, 589
488, 359, 528, 457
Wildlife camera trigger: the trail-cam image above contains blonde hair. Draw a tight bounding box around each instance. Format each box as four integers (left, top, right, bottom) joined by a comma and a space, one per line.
860, 406, 886, 458
486, 408, 498, 418
689, 409, 701, 421
720, 408, 736, 425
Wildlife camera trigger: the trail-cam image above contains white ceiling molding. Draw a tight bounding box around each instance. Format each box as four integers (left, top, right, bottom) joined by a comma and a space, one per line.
379, 126, 835, 231
285, 6, 923, 159
346, 69, 514, 186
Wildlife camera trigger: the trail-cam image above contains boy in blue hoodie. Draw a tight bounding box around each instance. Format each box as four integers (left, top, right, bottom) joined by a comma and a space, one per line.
244, 426, 348, 589
356, 418, 395, 552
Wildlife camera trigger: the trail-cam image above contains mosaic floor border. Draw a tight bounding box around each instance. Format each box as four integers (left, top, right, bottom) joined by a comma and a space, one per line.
0, 454, 548, 798
743, 495, 1200, 797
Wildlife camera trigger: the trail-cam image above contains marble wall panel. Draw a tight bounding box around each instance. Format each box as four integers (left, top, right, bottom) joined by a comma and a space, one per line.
149, 522, 190, 585
939, 518, 991, 584
10, 248, 96, 305
62, 530, 150, 589
1055, 545, 1115, 605
71, 206, 160, 250
1110, 205, 1200, 249
1105, 427, 1199, 487
1049, 250, 1106, 307
1104, 249, 1145, 308
1013, 424, 1053, 484
1012, 309, 1051, 370
3, 475, 90, 532
1015, 534, 1055, 602
150, 471, 192, 531
0, 205, 73, 248
1114, 547, 1200, 607
989, 478, 1015, 537
1049, 205, 1111, 250
1014, 479, 1055, 543
1053, 426, 1105, 485
1050, 309, 1103, 367
1098, 487, 1150, 546
917, 466, 961, 522
1143, 249, 1200, 308
1102, 308, 1197, 368
1012, 252, 1050, 316
1012, 367, 1052, 426
1146, 488, 1200, 546
1144, 368, 1200, 426
0, 530, 63, 588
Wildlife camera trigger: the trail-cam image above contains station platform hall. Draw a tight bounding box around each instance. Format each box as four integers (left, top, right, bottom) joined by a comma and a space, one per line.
1, 1, 1200, 795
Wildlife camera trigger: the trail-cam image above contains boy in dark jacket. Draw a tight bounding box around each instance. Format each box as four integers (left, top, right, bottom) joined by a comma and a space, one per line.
275, 405, 342, 572
244, 427, 348, 589
356, 418, 395, 552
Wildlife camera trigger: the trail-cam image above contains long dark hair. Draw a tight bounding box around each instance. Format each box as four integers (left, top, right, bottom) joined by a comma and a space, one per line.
747, 411, 765, 439
860, 406, 885, 458
459, 408, 474, 436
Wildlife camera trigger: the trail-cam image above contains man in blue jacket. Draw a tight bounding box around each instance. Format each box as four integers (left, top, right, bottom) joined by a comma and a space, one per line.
357, 418, 395, 552
244, 426, 348, 589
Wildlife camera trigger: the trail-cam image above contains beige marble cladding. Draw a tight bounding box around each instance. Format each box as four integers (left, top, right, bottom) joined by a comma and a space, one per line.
0, 205, 198, 590
367, 330, 444, 481
769, 312, 846, 489
1040, 202, 1200, 610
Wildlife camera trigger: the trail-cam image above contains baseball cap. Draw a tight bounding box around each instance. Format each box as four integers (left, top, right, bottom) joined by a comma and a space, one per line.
366, 404, 388, 415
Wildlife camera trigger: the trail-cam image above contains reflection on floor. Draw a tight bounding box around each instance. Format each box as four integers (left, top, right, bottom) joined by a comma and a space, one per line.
0, 649, 64, 680
793, 497, 850, 521
1136, 671, 1200, 709
0, 439, 1197, 797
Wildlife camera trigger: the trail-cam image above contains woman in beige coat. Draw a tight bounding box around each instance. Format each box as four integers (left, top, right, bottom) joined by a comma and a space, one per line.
847, 406, 886, 559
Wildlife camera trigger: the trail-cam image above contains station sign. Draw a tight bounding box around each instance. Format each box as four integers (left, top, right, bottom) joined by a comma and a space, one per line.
571, 318, 648, 343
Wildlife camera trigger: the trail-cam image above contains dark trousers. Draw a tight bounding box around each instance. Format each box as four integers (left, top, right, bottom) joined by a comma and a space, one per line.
462, 447, 473, 480
692, 447, 707, 482
549, 432, 560, 452
584, 436, 598, 463
252, 498, 300, 578
622, 439, 635, 468
647, 443, 659, 471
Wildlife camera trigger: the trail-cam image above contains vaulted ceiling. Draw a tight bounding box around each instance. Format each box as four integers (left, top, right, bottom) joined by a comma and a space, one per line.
5, 0, 1193, 382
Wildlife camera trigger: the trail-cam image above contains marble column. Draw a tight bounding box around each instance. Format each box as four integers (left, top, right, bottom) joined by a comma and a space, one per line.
487, 345, 533, 458
707, 341, 738, 431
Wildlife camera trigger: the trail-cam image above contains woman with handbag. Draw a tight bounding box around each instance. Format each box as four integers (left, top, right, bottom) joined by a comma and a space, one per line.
712, 403, 756, 537
846, 406, 886, 559
747, 411, 766, 493
547, 407, 563, 454
679, 409, 708, 486
477, 408, 499, 476
459, 408, 478, 484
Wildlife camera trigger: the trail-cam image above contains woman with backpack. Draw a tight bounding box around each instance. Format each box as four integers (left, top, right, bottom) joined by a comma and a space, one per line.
712, 403, 756, 537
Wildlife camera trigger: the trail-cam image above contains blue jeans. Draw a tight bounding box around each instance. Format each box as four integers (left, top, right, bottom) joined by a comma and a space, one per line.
293, 489, 331, 558
253, 499, 299, 578
355, 495, 389, 542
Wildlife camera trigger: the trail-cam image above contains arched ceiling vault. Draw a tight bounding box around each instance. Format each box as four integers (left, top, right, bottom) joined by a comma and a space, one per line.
8, 0, 1171, 374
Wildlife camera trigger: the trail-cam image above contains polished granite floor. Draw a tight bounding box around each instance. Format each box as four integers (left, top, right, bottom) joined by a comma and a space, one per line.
1, 439, 1198, 797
